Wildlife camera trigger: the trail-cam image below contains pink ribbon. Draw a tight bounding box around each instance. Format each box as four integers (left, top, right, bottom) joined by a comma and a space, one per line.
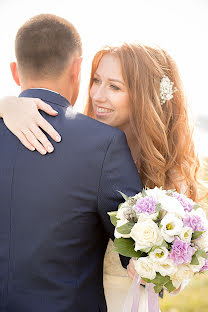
131, 277, 160, 312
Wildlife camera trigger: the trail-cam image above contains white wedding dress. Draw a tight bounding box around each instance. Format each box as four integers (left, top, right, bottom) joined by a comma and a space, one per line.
103, 240, 149, 312
103, 239, 132, 311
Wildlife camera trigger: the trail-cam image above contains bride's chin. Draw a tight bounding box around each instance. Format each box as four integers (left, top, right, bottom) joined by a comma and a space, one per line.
95, 116, 112, 126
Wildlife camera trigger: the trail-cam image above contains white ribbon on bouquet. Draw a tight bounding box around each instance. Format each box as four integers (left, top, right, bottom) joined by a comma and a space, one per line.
123, 275, 160, 312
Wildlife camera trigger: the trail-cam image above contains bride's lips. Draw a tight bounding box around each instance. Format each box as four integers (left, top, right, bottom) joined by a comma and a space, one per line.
94, 105, 114, 118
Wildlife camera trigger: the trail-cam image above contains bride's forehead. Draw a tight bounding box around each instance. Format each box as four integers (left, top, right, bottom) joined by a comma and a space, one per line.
95, 54, 122, 77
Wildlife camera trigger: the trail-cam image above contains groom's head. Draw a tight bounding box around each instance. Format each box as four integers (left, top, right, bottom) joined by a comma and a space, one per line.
10, 14, 82, 105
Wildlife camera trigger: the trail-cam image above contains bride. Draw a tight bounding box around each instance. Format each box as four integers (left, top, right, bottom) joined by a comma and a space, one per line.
0, 43, 200, 311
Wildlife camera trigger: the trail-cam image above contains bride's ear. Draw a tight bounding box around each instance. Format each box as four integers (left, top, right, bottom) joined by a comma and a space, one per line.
10, 62, 20, 86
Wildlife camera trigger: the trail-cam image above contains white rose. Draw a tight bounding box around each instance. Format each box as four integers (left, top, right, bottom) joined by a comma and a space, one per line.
170, 264, 194, 289
160, 195, 185, 218
179, 226, 193, 243
135, 211, 159, 221
130, 219, 163, 252
154, 259, 177, 277
114, 219, 131, 239
194, 231, 208, 252
146, 187, 166, 201
133, 257, 156, 280
189, 256, 206, 273
161, 213, 183, 243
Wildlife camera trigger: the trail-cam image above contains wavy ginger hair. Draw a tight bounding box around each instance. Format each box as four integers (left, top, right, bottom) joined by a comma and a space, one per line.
84, 43, 199, 201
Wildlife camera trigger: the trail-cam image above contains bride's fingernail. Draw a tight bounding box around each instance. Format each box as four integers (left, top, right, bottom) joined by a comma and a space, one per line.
56, 135, 61, 142
31, 146, 35, 151
48, 145, 54, 153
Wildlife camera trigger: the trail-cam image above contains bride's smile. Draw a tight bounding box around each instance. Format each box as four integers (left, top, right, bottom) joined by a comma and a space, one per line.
90, 53, 130, 132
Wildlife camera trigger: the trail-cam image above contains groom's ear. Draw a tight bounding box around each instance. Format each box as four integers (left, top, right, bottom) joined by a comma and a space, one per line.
10, 62, 20, 86
70, 55, 83, 83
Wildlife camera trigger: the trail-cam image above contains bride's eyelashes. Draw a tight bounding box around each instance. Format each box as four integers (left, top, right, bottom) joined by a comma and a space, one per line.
92, 77, 100, 84
110, 84, 120, 91
92, 77, 120, 91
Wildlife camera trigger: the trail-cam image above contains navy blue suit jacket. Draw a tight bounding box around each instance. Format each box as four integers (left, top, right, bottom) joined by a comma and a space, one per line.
0, 89, 142, 312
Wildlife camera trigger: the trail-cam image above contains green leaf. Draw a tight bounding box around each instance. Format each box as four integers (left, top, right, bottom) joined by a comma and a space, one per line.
117, 191, 129, 201
142, 277, 152, 283
161, 241, 169, 249
154, 284, 163, 294
140, 247, 151, 253
192, 231, 204, 240
149, 246, 159, 253
151, 273, 170, 286
164, 280, 176, 293
116, 222, 134, 234
195, 249, 207, 259
118, 203, 123, 210
107, 211, 118, 227
191, 254, 199, 265
157, 203, 162, 211
114, 238, 143, 258
142, 189, 147, 197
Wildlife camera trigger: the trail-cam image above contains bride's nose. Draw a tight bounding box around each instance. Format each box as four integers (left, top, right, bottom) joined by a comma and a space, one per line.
92, 85, 107, 103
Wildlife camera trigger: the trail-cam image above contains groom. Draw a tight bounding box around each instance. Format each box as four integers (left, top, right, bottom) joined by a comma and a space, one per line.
0, 14, 142, 312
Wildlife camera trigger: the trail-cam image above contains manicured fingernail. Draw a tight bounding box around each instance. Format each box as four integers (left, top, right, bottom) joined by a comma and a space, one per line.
31, 146, 35, 151
41, 149, 47, 155
48, 145, 54, 153
56, 135, 61, 142
52, 109, 58, 114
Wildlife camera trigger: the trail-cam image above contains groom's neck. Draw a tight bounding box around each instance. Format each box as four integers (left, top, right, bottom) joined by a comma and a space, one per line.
20, 78, 74, 104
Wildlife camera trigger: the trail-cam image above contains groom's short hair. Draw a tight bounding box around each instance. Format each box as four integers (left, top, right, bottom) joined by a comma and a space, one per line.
15, 14, 82, 79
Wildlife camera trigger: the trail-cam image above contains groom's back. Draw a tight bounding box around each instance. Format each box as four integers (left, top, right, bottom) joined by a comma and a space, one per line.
0, 89, 142, 312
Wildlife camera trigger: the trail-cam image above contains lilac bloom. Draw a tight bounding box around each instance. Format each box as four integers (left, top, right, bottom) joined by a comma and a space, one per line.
173, 193, 193, 212
133, 196, 158, 215
169, 238, 195, 265
200, 253, 208, 272
183, 214, 206, 232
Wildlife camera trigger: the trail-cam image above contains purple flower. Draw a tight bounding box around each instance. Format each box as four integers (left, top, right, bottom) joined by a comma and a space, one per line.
133, 196, 158, 215
200, 253, 208, 272
183, 214, 206, 232
169, 238, 195, 265
173, 193, 193, 212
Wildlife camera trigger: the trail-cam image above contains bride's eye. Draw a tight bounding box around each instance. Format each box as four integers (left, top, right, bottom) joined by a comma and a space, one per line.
110, 84, 120, 91
92, 77, 100, 84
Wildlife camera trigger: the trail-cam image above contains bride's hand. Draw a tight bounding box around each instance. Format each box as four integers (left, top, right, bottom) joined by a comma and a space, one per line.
0, 96, 61, 155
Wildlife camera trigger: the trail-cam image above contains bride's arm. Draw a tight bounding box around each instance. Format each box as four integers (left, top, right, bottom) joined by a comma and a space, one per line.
0, 96, 61, 154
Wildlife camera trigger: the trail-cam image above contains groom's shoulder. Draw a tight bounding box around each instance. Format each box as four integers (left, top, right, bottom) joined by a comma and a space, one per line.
65, 110, 126, 141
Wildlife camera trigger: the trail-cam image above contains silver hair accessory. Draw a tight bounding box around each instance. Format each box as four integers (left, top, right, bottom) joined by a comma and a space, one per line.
160, 75, 177, 105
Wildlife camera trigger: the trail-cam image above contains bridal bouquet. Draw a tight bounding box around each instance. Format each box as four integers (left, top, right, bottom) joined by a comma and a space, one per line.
108, 187, 208, 295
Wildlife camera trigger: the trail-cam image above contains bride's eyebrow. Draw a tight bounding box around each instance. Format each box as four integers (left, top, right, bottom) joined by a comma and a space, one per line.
93, 72, 125, 86
108, 78, 125, 85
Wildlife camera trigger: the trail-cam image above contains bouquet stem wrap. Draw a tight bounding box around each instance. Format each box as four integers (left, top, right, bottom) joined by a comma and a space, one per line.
123, 275, 159, 312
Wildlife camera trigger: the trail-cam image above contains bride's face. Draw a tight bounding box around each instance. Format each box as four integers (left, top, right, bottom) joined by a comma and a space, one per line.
90, 54, 130, 132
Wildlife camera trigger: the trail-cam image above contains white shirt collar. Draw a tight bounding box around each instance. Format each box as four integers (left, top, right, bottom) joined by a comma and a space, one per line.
30, 88, 60, 95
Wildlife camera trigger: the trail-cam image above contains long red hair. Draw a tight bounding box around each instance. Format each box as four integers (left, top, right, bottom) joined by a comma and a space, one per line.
84, 43, 199, 201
